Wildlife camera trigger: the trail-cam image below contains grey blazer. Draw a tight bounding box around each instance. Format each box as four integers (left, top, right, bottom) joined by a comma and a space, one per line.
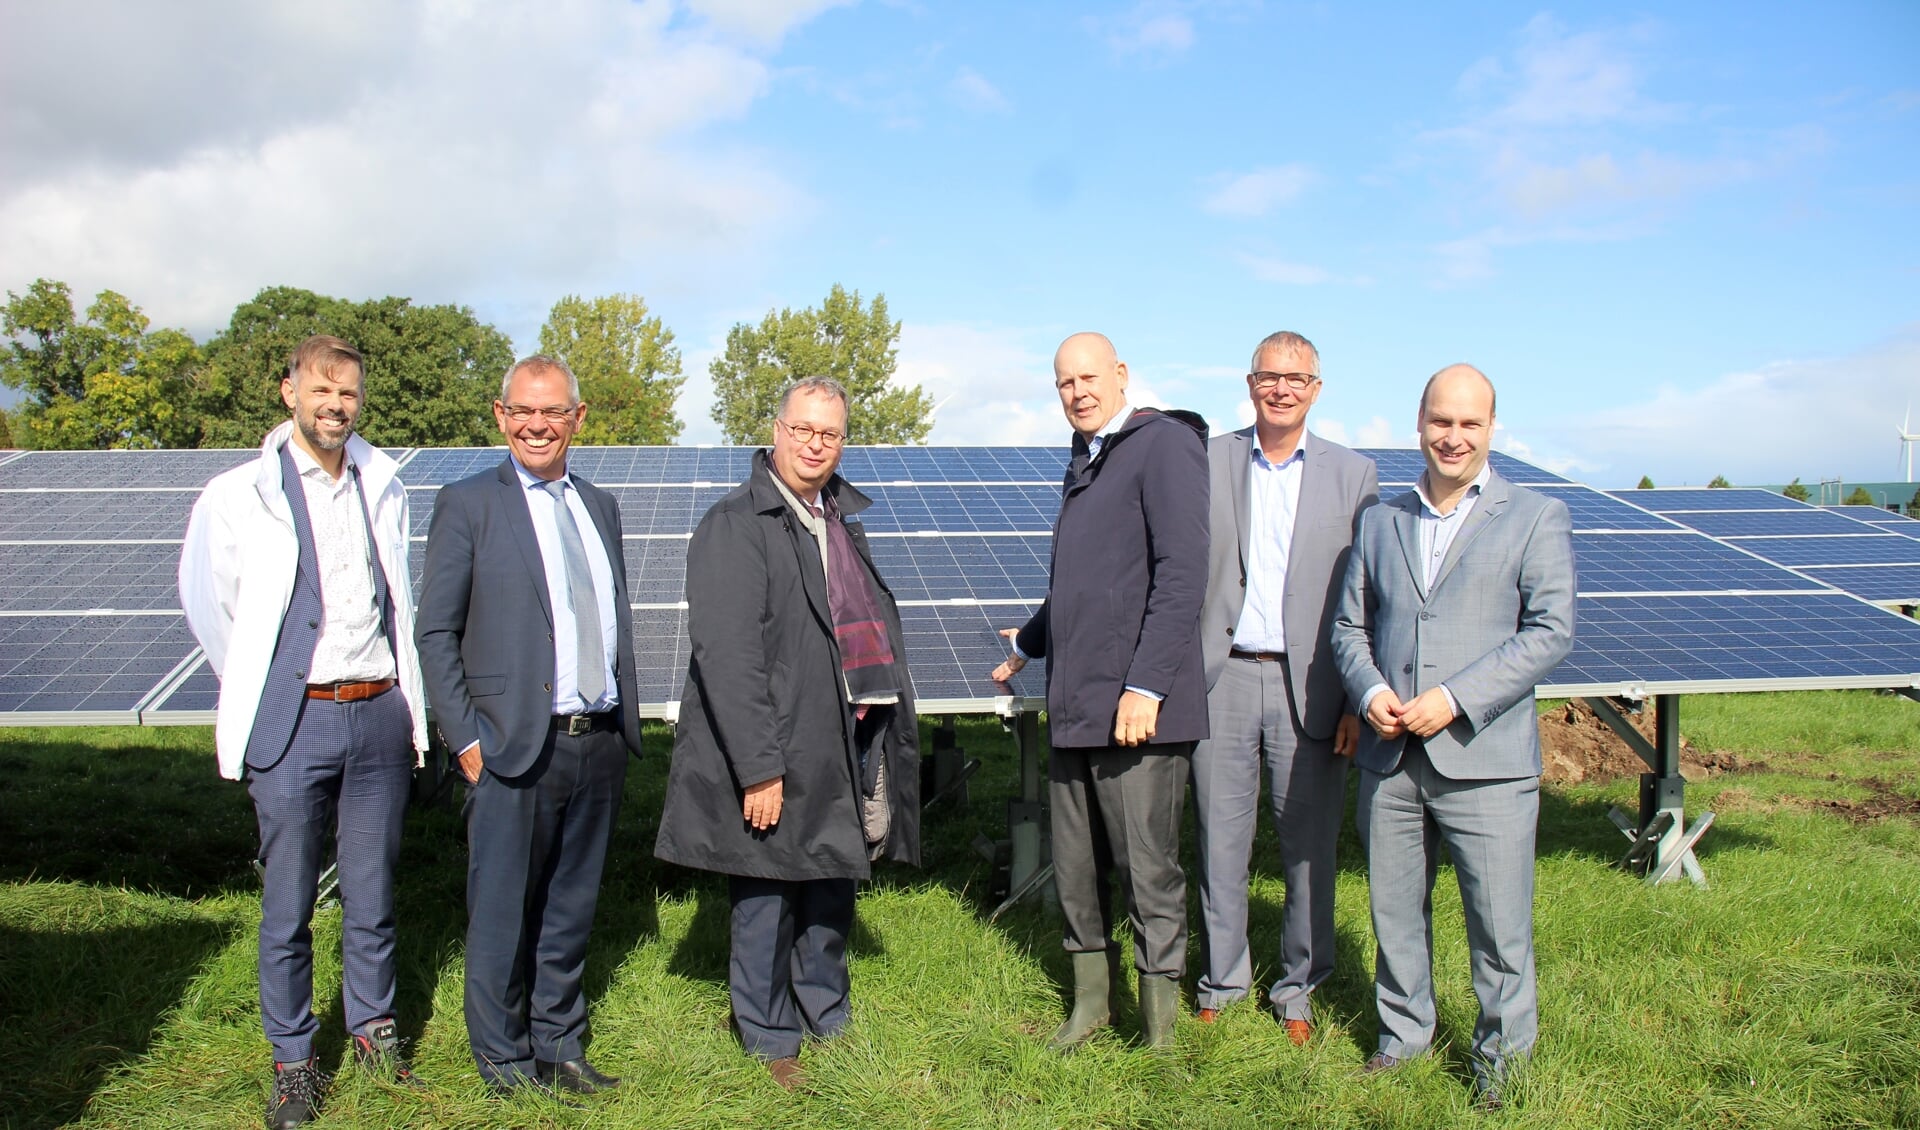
1200, 428, 1379, 740
1329, 470, 1575, 780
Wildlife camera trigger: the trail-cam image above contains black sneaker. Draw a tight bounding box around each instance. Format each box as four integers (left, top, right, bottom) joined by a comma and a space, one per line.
266, 1059, 327, 1129
352, 1019, 421, 1087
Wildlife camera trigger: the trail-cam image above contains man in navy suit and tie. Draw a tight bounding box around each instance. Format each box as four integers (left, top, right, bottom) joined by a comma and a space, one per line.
1190, 332, 1378, 1038
1331, 364, 1575, 1109
180, 335, 429, 1129
416, 354, 643, 1099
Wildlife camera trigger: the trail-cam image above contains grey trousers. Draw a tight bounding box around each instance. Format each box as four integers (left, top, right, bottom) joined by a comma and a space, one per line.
1049, 743, 1192, 978
1190, 655, 1346, 1016
1358, 739, 1539, 1081
247, 689, 413, 1064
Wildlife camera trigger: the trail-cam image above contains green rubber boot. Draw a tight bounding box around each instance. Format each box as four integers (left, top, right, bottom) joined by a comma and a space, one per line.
1047, 951, 1113, 1051
1138, 974, 1180, 1048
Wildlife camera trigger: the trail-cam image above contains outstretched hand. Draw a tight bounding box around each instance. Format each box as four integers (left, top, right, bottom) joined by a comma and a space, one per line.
990, 627, 1027, 684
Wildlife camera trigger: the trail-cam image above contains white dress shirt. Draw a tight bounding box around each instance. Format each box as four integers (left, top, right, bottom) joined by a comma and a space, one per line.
512, 457, 620, 714
289, 443, 396, 684
1230, 437, 1307, 653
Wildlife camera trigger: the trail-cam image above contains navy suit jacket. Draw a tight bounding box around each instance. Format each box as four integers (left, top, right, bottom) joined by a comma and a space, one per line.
415, 459, 643, 777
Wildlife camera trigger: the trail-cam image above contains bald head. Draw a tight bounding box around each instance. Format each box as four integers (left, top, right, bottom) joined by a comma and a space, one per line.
1417, 363, 1497, 496
1419, 363, 1496, 421
1053, 331, 1130, 438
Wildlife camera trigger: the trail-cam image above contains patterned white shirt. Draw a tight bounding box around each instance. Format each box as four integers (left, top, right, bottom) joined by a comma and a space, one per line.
289, 442, 396, 684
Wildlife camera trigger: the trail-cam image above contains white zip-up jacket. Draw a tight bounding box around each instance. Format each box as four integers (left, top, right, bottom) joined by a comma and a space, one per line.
179, 421, 430, 780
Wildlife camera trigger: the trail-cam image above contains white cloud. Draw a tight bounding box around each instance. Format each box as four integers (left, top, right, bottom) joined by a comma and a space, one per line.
0, 1, 825, 336
894, 322, 1060, 445
1236, 254, 1330, 286
682, 0, 856, 46
949, 67, 1011, 113
1091, 3, 1196, 60
1518, 326, 1920, 487
1488, 13, 1665, 128
1201, 165, 1313, 217
1355, 416, 1408, 448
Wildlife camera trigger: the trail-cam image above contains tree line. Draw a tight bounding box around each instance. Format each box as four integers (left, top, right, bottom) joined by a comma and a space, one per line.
1636, 472, 1920, 515
0, 279, 933, 450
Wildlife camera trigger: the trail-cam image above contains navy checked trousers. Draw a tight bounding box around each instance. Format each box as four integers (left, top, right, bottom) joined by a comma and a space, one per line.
247, 689, 413, 1063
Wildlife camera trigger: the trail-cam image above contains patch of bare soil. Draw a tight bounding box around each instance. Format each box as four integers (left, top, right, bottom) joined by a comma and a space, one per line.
1804, 778, 1920, 825
1537, 699, 1763, 785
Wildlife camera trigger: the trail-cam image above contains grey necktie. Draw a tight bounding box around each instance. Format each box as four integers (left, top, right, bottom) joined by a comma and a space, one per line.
540, 479, 607, 707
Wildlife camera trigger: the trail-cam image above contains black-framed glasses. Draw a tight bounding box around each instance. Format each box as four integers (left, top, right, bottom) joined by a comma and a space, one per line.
1250, 371, 1320, 392
500, 402, 580, 425
777, 419, 847, 448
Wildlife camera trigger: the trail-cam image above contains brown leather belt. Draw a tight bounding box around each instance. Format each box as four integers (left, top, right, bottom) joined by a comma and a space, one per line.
1229, 648, 1287, 662
305, 678, 395, 703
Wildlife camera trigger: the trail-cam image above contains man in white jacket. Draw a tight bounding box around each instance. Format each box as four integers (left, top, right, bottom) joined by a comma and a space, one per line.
179, 335, 429, 1130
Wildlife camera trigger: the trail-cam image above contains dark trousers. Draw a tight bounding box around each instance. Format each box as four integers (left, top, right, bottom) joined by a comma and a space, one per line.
247, 689, 413, 1064
464, 725, 626, 1082
728, 875, 856, 1061
1049, 743, 1193, 978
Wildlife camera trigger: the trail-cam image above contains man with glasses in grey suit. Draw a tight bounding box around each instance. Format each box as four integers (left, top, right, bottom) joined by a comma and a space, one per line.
1331, 364, 1575, 1110
1191, 332, 1377, 1040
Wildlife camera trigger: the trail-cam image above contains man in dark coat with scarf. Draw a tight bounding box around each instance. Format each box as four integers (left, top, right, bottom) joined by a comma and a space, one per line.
655, 376, 920, 1090
991, 331, 1209, 1049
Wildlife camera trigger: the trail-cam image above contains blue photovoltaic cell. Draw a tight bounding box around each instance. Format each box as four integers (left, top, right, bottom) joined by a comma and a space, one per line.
610, 486, 736, 536
0, 490, 197, 541
865, 535, 1052, 602
0, 543, 185, 611
1359, 449, 1427, 484
840, 447, 1066, 483
898, 601, 1046, 701
0, 615, 196, 714
1545, 593, 1920, 690
630, 606, 691, 703
1663, 509, 1874, 538
1797, 567, 1920, 604
1534, 486, 1678, 532
0, 449, 255, 489
1572, 534, 1825, 595
860, 485, 1061, 533
567, 448, 752, 484
393, 448, 511, 486
1615, 488, 1799, 513
1730, 535, 1920, 567
625, 537, 692, 604
149, 658, 219, 714
1825, 505, 1911, 523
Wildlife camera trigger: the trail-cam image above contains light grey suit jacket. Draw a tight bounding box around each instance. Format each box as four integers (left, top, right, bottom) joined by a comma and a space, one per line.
1200, 428, 1379, 740
1329, 470, 1575, 780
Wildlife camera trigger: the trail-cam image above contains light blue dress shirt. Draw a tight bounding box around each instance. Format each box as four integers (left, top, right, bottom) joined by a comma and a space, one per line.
1229, 439, 1306, 653
511, 457, 620, 715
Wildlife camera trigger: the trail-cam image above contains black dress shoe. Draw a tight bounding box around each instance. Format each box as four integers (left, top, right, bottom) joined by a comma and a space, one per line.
486, 1074, 583, 1107
535, 1057, 622, 1095
266, 1059, 328, 1129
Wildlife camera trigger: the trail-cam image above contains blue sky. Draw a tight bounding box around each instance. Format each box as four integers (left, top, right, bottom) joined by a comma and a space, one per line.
2, 1, 1916, 487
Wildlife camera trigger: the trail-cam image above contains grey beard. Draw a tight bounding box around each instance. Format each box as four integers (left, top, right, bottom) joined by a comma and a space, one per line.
299, 415, 351, 452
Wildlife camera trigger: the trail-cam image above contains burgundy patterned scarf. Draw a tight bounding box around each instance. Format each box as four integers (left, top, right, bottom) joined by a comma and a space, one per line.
821, 492, 900, 704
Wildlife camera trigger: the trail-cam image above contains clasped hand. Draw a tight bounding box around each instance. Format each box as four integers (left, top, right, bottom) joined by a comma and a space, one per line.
1364, 687, 1458, 739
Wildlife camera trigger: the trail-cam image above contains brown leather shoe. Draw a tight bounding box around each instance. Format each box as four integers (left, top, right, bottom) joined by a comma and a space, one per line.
767, 1056, 806, 1092
1195, 1008, 1218, 1024
1282, 1018, 1312, 1046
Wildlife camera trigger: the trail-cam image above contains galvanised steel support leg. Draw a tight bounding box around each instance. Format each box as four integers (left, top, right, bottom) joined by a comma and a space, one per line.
990, 710, 1054, 922
1589, 695, 1710, 887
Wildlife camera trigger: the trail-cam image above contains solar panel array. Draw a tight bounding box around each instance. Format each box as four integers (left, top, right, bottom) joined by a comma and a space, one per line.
2, 446, 1918, 726
1617, 487, 1920, 606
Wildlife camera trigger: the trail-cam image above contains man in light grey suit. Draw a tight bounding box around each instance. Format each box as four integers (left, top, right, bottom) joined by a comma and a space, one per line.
1330, 364, 1574, 1108
1191, 331, 1377, 1040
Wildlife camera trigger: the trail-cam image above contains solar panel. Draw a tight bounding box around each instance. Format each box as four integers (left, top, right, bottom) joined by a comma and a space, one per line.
1359, 448, 1426, 484
1826, 505, 1910, 522
0, 449, 254, 489
1662, 508, 1875, 538
866, 535, 1052, 602
1572, 533, 1826, 595
1796, 567, 1920, 605
0, 490, 197, 542
1544, 593, 1920, 694
1729, 535, 1920, 568
0, 614, 196, 719
143, 656, 219, 718
898, 601, 1046, 705
1535, 486, 1679, 532
0, 543, 185, 611
1616, 488, 1798, 513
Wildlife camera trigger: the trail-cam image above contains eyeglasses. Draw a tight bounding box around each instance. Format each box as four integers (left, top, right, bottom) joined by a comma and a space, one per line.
1250, 371, 1320, 392
500, 403, 579, 425
777, 419, 847, 448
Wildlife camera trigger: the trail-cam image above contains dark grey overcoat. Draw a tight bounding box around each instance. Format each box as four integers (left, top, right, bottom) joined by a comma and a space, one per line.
654, 453, 921, 881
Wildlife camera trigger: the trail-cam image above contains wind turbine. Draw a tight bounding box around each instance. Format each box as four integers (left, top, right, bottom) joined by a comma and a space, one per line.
1901, 404, 1919, 483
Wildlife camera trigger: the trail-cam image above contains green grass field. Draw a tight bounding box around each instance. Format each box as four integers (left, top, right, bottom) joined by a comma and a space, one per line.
2, 691, 1917, 1129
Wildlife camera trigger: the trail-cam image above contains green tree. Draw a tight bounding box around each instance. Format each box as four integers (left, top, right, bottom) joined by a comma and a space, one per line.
1782, 478, 1811, 502
0, 407, 11, 448
2, 281, 203, 449
1907, 486, 1920, 518
195, 287, 513, 448
538, 294, 684, 444
708, 284, 933, 445
1843, 486, 1875, 507
1636, 475, 1655, 489
1707, 474, 1732, 488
